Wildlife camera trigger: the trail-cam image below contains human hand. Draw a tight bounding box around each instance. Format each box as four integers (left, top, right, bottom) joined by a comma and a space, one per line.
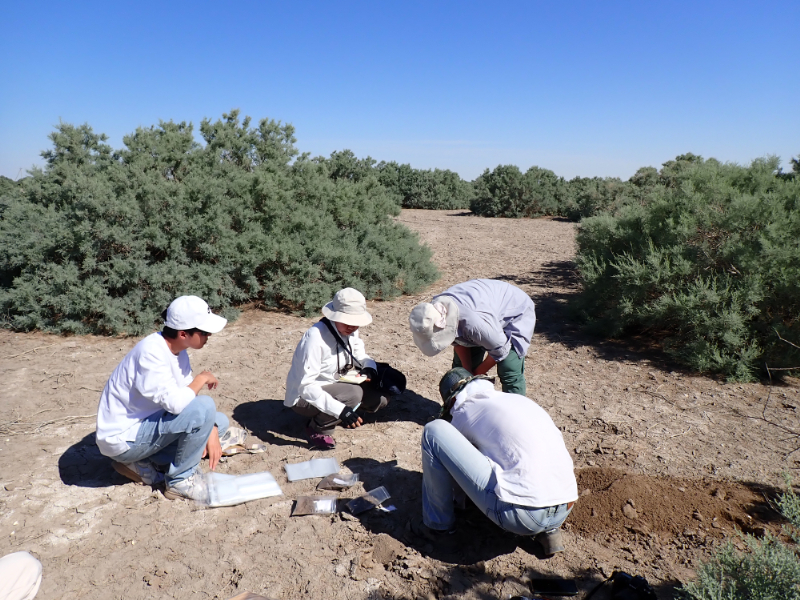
359, 367, 378, 382
339, 407, 362, 428
189, 371, 218, 394
202, 371, 219, 389
203, 426, 222, 470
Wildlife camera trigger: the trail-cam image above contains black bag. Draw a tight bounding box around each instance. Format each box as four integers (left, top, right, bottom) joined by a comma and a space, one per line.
585, 571, 657, 600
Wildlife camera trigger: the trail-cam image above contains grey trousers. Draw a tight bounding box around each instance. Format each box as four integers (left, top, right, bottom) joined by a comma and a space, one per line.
293, 382, 388, 433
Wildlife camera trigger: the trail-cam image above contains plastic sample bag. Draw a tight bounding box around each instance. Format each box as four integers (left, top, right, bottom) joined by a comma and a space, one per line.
346, 486, 391, 515
317, 472, 359, 490
284, 458, 340, 482
291, 495, 339, 516
202, 471, 283, 507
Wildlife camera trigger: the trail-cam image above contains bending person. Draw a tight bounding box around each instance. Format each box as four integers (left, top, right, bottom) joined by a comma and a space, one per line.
285, 288, 404, 450
409, 279, 535, 395
418, 368, 577, 555
0, 552, 42, 600
96, 296, 243, 502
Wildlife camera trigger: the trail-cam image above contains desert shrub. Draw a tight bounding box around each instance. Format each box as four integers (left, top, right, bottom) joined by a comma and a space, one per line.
0, 111, 438, 335
311, 153, 473, 210
561, 176, 637, 221
572, 154, 800, 380
471, 164, 568, 217
679, 479, 800, 600
376, 161, 474, 210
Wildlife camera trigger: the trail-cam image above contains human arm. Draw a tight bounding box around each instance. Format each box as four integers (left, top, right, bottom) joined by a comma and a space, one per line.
291, 328, 347, 417
189, 371, 218, 395
454, 345, 475, 374
135, 345, 197, 414
473, 354, 497, 376
202, 426, 222, 470
459, 315, 512, 364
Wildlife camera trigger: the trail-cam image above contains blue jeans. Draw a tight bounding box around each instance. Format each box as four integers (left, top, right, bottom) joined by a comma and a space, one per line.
111, 396, 228, 485
421, 419, 572, 534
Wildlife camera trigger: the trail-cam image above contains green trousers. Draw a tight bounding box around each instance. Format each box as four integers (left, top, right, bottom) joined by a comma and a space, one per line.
452, 346, 526, 396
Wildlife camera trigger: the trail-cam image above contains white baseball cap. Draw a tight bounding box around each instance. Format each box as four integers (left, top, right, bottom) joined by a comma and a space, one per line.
165, 296, 227, 333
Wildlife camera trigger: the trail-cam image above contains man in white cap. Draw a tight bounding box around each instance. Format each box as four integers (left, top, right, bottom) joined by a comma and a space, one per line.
408, 279, 535, 395
285, 288, 402, 449
96, 295, 232, 501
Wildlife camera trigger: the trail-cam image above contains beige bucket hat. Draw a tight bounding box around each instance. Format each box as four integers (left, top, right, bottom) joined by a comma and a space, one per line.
322, 288, 373, 326
408, 296, 460, 356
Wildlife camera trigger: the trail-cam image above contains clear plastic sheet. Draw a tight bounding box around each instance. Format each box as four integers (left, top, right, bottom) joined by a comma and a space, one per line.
201, 471, 283, 507
346, 486, 391, 515
317, 472, 359, 490
284, 457, 340, 482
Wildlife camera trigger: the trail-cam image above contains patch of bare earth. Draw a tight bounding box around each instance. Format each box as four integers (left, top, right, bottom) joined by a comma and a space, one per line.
1, 209, 798, 600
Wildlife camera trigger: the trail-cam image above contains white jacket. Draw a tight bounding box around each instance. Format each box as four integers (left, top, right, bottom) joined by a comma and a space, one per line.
451, 379, 578, 508
284, 321, 377, 417
96, 333, 195, 457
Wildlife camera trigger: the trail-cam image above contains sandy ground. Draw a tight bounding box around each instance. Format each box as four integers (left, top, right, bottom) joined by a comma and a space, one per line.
1, 209, 799, 600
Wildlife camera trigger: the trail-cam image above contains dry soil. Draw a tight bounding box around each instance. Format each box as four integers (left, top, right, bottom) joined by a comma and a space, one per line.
1, 209, 799, 600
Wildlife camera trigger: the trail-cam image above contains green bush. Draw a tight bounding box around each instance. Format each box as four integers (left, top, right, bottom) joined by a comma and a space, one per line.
471, 164, 567, 218
376, 161, 474, 210
311, 152, 474, 210
0, 111, 438, 335
561, 176, 637, 221
572, 154, 800, 380
679, 479, 800, 600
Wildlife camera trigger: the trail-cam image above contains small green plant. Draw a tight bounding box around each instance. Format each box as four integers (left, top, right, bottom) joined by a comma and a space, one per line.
679, 478, 800, 600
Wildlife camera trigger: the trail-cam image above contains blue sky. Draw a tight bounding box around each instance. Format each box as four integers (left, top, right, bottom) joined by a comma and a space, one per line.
2, 1, 798, 181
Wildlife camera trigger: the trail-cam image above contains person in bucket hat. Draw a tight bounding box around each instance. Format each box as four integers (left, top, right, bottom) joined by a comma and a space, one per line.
413, 368, 577, 555
409, 279, 536, 395
96, 296, 251, 502
284, 288, 403, 450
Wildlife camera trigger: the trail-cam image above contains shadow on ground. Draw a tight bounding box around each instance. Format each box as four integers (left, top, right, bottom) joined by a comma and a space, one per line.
58, 432, 128, 487
234, 389, 441, 449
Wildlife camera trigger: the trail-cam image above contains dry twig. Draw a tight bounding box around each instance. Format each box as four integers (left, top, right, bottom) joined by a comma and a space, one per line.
0, 414, 95, 436
2, 344, 58, 360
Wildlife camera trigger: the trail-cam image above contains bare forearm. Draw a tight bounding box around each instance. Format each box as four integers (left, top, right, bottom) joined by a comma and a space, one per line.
454, 345, 474, 374
473, 355, 496, 376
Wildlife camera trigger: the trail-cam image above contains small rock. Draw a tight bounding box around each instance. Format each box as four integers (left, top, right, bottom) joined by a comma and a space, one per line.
678, 487, 686, 493
340, 511, 358, 522
626, 498, 635, 507
693, 510, 704, 522
581, 488, 592, 497
622, 504, 638, 520
712, 489, 726, 500
591, 508, 597, 517
4, 483, 15, 491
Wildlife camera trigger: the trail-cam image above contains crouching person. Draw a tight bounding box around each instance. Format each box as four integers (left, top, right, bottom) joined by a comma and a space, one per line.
285, 288, 404, 450
419, 368, 577, 555
96, 296, 231, 501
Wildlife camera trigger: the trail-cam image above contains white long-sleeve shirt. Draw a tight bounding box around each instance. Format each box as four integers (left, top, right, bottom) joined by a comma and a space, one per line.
96, 332, 196, 457
284, 321, 377, 418
450, 379, 578, 508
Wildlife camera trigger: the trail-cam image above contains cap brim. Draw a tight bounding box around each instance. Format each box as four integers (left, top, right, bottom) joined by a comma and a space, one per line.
412, 330, 454, 357
321, 305, 373, 326
197, 313, 227, 334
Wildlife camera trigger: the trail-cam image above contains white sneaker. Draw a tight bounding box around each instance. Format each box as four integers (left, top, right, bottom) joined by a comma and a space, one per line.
112, 461, 165, 486
164, 473, 209, 503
